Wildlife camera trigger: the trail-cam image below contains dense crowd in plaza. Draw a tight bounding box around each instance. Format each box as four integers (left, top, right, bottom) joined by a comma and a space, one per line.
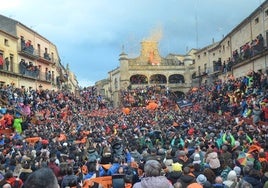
0, 69, 268, 188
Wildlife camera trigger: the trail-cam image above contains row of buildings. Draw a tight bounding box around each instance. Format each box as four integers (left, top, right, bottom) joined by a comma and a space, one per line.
0, 14, 78, 93
1, 1, 268, 107
96, 0, 268, 107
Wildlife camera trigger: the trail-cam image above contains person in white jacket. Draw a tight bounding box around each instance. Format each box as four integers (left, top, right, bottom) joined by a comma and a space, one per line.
133, 160, 173, 188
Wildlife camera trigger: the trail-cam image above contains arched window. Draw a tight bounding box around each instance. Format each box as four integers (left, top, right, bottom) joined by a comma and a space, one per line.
149, 74, 167, 84
130, 74, 148, 84
168, 74, 185, 84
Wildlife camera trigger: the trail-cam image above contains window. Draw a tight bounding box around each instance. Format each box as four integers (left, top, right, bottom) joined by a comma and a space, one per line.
4, 39, 9, 46
10, 54, 14, 72
204, 52, 207, 56
197, 55, 200, 59
213, 53, 215, 56
37, 44, 41, 56
227, 41, 230, 47
205, 63, 209, 74
51, 52, 54, 62
222, 45, 225, 52
265, 9, 268, 17
255, 17, 259, 24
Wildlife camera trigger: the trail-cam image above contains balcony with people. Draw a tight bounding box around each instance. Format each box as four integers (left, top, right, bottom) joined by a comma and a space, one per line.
18, 59, 50, 81
130, 74, 148, 85
199, 33, 266, 80
149, 74, 167, 84
168, 74, 185, 85
0, 56, 13, 73
231, 33, 266, 66
19, 59, 40, 78
37, 48, 54, 65
19, 36, 38, 60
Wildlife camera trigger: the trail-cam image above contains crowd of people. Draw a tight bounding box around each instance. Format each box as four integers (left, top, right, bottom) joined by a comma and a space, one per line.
19, 59, 40, 79
0, 68, 268, 188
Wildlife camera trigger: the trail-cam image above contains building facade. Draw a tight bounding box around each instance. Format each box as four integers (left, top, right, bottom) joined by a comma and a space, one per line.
98, 0, 268, 108
97, 41, 196, 107
193, 0, 268, 85
0, 15, 78, 93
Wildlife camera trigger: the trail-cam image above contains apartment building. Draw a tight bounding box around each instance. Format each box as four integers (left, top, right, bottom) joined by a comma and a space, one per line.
0, 14, 75, 91
193, 0, 268, 85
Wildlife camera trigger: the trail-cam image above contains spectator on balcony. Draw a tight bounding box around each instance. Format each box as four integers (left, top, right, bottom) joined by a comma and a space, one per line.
20, 36, 25, 50
226, 58, 233, 72
5, 57, 9, 71
19, 59, 26, 75
26, 40, 31, 48
0, 55, 3, 70
243, 43, 251, 59
233, 50, 239, 62
33, 66, 40, 78
222, 61, 227, 74
48, 71, 52, 81
52, 71, 55, 82
25, 40, 34, 54
44, 51, 51, 61
45, 70, 49, 81
257, 34, 264, 51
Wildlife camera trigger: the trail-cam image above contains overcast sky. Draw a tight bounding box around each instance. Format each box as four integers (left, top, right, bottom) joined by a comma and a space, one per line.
0, 0, 264, 87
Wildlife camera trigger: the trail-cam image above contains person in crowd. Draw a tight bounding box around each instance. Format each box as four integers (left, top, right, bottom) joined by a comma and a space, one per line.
0, 72, 268, 188
18, 160, 32, 183
0, 170, 23, 188
12, 115, 23, 134
107, 157, 121, 176
242, 166, 263, 188
132, 160, 173, 188
212, 176, 225, 188
23, 167, 60, 188
205, 148, 221, 176
176, 166, 196, 187
48, 155, 61, 182
61, 164, 78, 188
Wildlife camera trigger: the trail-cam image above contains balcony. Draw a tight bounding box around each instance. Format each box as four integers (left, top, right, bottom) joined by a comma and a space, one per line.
18, 64, 56, 82
18, 42, 58, 67
36, 49, 55, 66
18, 44, 39, 60
58, 72, 68, 82
195, 68, 209, 78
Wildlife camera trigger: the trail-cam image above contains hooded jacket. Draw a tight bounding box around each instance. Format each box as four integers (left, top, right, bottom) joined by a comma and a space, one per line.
243, 175, 263, 188
206, 151, 220, 169
177, 173, 196, 188
61, 174, 78, 188
133, 176, 173, 188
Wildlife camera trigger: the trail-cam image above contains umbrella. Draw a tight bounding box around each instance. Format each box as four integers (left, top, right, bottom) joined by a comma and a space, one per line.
237, 152, 247, 166
237, 152, 255, 166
